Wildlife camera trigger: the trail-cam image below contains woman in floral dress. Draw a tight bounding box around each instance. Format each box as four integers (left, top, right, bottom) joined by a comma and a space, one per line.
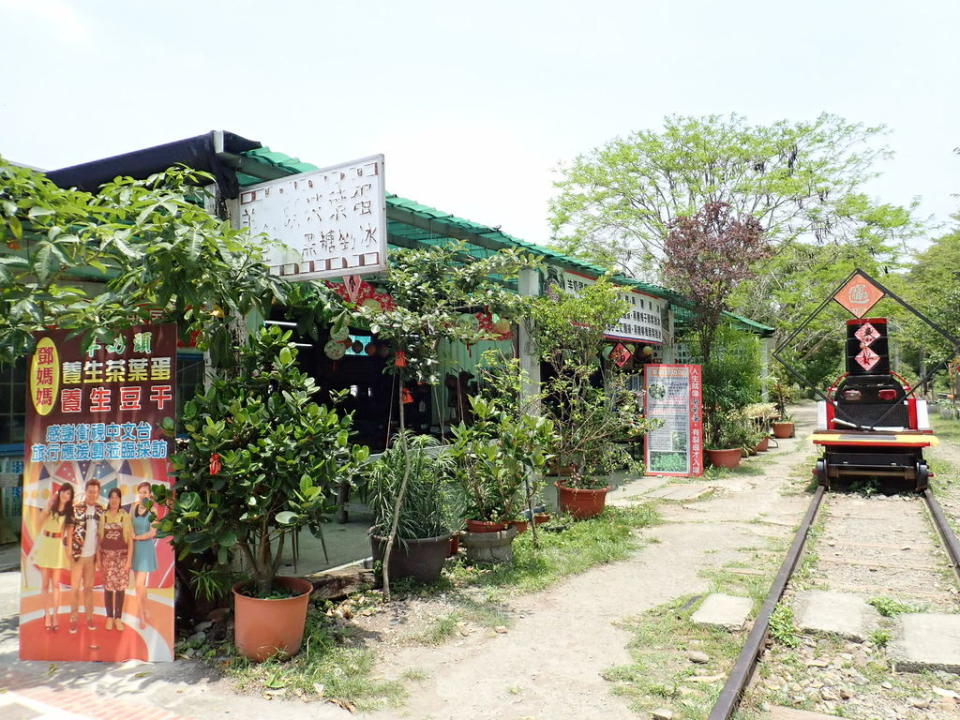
98, 488, 133, 631
34, 482, 74, 631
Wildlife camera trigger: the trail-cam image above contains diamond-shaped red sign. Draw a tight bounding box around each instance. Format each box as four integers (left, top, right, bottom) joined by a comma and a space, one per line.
854, 322, 880, 347
855, 347, 880, 371
834, 272, 885, 318
610, 342, 633, 368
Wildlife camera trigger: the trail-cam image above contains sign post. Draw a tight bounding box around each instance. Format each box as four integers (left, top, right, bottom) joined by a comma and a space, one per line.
644, 364, 703, 477
20, 325, 177, 661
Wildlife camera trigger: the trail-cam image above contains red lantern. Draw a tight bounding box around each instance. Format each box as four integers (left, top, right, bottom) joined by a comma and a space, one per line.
209, 453, 222, 476
401, 388, 414, 404
394, 351, 408, 368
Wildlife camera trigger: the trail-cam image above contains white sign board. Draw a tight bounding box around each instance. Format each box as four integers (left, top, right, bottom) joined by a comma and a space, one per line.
558, 271, 666, 344
237, 154, 387, 281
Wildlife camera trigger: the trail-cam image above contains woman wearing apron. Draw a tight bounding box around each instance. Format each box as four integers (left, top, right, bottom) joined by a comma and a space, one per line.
99, 488, 133, 631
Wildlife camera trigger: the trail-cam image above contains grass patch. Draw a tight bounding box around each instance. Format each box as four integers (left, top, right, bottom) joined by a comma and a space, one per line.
605, 595, 744, 719
768, 604, 801, 648
223, 604, 404, 709
418, 612, 461, 644
441, 504, 660, 599
867, 596, 925, 617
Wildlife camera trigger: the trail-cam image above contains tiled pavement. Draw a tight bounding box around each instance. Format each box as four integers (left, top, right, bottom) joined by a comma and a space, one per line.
1, 683, 188, 720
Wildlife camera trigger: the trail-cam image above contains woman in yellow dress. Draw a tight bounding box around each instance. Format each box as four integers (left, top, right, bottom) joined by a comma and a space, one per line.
34, 482, 74, 631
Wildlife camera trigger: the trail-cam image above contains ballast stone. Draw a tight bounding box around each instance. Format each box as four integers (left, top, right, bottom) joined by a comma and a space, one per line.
890, 613, 960, 674
691, 593, 753, 631
793, 590, 879, 642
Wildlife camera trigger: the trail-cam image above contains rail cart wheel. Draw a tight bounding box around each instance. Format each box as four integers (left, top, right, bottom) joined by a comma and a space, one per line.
815, 458, 829, 488
916, 461, 930, 492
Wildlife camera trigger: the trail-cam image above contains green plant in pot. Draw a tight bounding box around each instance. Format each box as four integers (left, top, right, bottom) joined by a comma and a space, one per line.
449, 391, 557, 563
155, 326, 368, 661
365, 432, 462, 583
529, 277, 657, 518
705, 409, 754, 468
770, 374, 796, 438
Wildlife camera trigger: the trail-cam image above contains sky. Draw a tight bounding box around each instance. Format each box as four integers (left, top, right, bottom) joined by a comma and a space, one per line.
1, 0, 957, 253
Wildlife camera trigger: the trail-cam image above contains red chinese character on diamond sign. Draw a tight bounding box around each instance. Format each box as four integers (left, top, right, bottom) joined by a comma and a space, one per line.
149, 384, 173, 410
89, 386, 112, 412
61, 388, 83, 413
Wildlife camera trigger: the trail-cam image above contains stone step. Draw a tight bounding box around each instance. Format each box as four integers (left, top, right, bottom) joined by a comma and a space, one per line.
691, 593, 753, 631
890, 613, 960, 674
793, 590, 879, 642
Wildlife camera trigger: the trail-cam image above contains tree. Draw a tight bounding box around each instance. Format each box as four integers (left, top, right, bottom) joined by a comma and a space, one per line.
663, 202, 769, 367
549, 113, 895, 276
0, 158, 285, 365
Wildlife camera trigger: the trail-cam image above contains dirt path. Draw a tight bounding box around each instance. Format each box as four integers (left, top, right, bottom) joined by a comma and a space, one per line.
363, 406, 817, 720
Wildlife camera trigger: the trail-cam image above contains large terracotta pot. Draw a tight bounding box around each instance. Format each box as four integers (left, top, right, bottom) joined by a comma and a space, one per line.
465, 519, 509, 533
556, 482, 610, 519
370, 533, 452, 583
233, 576, 313, 661
772, 421, 795, 439
705, 448, 742, 469
754, 436, 770, 453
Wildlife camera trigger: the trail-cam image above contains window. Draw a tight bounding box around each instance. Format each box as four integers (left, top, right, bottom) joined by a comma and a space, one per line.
0, 358, 26, 445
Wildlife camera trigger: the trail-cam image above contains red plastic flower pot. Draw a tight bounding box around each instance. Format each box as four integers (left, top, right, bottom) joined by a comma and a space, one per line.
705, 448, 742, 469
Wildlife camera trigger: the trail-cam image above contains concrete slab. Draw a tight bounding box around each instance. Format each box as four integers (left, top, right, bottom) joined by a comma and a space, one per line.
890, 613, 960, 674
768, 707, 843, 719
793, 590, 879, 642
691, 593, 753, 630
644, 483, 712, 501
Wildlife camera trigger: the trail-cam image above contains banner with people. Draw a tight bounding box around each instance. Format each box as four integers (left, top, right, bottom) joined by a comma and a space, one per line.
20, 325, 177, 661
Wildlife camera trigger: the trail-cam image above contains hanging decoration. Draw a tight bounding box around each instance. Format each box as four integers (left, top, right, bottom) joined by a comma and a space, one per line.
475, 310, 513, 341
326, 278, 396, 312
394, 350, 408, 368
209, 453, 222, 476
401, 388, 415, 404
323, 339, 347, 360
610, 343, 633, 368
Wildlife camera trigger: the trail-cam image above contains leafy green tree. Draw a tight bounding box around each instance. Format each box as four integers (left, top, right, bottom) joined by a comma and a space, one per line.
549, 113, 906, 276
0, 158, 285, 365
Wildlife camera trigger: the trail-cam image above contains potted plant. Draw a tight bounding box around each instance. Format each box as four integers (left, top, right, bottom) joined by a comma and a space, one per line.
365, 432, 461, 583
529, 278, 657, 519
743, 402, 777, 451
770, 376, 796, 438
156, 327, 368, 661
705, 410, 755, 469
449, 391, 557, 563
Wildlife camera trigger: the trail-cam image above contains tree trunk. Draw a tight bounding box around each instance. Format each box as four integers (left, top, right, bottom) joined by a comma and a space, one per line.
381, 378, 411, 602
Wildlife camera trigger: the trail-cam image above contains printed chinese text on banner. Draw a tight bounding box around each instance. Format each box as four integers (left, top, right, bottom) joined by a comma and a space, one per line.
20, 325, 177, 662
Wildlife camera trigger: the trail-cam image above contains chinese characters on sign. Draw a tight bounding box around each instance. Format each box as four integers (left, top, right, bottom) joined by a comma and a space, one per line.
558, 271, 666, 344
21, 324, 177, 663
833, 272, 885, 318
238, 155, 387, 281
644, 364, 704, 477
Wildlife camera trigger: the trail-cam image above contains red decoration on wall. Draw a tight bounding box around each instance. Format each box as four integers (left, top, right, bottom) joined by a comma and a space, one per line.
326, 279, 396, 312
210, 453, 222, 476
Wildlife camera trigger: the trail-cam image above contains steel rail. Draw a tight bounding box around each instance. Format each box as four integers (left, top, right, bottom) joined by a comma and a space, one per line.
707, 485, 826, 720
923, 489, 960, 580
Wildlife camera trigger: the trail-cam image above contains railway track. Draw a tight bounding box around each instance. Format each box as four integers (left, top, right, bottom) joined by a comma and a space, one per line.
707, 486, 960, 720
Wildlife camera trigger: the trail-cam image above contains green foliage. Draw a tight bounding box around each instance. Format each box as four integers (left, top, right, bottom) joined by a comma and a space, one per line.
549, 113, 893, 274
529, 277, 658, 488
0, 158, 287, 365
769, 604, 801, 648
449, 392, 557, 523
868, 596, 923, 617
156, 326, 369, 596
365, 432, 462, 540
870, 628, 891, 647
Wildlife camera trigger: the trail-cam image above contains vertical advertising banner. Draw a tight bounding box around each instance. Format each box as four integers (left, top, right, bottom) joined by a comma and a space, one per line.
20, 325, 177, 661
644, 364, 704, 477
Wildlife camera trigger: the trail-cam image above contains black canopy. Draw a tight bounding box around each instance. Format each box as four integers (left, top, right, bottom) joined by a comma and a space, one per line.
45, 131, 260, 199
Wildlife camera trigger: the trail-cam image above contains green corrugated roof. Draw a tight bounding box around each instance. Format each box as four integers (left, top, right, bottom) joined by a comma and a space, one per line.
236, 147, 774, 337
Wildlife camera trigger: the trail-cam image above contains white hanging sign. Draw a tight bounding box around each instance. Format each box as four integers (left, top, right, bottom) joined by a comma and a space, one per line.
237, 154, 387, 281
